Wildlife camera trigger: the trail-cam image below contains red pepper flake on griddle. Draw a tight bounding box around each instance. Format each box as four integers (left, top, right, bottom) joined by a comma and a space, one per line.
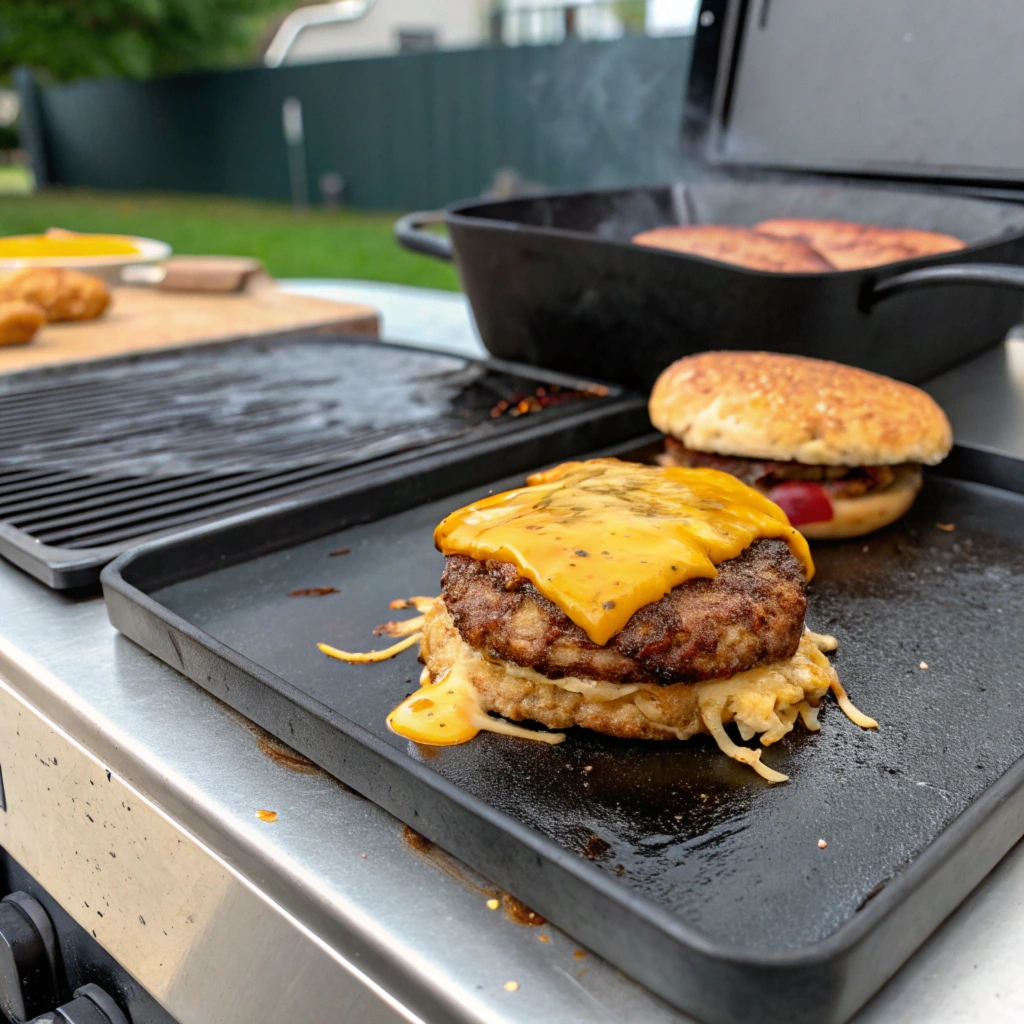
488, 383, 609, 420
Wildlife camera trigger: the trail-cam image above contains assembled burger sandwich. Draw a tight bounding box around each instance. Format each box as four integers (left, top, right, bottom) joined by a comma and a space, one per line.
320, 459, 876, 782
649, 351, 953, 539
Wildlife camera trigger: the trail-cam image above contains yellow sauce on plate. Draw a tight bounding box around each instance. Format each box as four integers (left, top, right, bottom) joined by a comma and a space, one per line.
0, 232, 141, 259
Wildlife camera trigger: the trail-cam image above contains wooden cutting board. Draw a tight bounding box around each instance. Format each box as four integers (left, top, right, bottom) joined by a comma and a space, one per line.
0, 284, 380, 373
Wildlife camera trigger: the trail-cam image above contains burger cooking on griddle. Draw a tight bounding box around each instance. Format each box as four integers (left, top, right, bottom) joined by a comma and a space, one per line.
321, 459, 876, 783
649, 351, 953, 539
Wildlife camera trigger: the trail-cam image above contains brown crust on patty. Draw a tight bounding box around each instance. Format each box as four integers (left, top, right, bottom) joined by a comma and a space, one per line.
441, 538, 806, 686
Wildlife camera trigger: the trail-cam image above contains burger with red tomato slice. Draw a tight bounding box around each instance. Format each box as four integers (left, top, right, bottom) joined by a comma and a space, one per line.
649, 351, 953, 539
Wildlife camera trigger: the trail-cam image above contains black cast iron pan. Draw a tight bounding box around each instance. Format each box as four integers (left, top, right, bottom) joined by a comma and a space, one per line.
395, 179, 1024, 390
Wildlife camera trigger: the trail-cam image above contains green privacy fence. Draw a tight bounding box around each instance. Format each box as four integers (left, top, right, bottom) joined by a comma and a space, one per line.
18, 34, 693, 211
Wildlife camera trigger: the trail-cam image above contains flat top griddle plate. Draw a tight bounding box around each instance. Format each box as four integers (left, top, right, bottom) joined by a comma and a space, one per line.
149, 469, 1024, 955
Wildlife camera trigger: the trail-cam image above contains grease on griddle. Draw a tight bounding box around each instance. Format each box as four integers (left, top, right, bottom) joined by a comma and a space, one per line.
856, 879, 888, 912
581, 834, 612, 860
502, 893, 546, 927
288, 586, 338, 597
488, 383, 610, 420
402, 824, 495, 897
257, 735, 319, 775
401, 825, 546, 924
229, 702, 362, 795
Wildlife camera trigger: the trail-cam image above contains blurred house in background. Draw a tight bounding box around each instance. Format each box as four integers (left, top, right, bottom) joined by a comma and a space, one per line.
265, 0, 698, 64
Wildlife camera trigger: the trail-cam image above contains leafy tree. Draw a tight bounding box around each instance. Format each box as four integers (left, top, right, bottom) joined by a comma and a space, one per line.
0, 0, 290, 81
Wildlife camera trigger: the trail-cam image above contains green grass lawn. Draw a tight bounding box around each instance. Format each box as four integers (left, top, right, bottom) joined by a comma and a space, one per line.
0, 166, 33, 195
0, 188, 461, 290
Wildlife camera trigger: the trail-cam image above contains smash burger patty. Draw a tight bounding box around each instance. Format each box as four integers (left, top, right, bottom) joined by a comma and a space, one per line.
441, 538, 807, 686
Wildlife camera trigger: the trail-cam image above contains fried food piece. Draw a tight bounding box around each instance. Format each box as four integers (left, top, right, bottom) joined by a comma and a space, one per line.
441, 538, 807, 685
754, 218, 966, 270
0, 300, 45, 346
0, 267, 111, 322
631, 225, 834, 272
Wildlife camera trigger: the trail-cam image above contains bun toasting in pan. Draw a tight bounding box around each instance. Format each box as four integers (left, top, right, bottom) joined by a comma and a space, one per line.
630, 225, 834, 272
650, 351, 953, 539
754, 218, 966, 270
632, 218, 966, 273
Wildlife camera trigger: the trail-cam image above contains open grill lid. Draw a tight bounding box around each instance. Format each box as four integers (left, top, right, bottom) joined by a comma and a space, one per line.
684, 0, 1024, 195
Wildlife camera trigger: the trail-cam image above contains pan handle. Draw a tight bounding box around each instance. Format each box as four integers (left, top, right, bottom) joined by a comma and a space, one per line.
867, 262, 1024, 306
393, 210, 454, 261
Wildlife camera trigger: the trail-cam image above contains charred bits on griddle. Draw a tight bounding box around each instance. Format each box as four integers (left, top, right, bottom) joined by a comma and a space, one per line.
489, 383, 610, 420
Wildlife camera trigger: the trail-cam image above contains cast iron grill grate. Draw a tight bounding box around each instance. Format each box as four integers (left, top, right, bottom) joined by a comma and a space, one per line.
0, 333, 643, 588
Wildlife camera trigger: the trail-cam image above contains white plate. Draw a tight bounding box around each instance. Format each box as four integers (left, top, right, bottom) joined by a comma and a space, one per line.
0, 236, 172, 284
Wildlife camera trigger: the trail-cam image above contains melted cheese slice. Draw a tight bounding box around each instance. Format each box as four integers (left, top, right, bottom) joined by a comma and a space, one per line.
387, 665, 565, 746
434, 459, 813, 644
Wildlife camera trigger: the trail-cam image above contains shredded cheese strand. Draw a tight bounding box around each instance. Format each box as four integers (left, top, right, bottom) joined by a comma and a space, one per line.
375, 615, 426, 637
803, 637, 879, 729
389, 596, 438, 612
829, 678, 879, 729
318, 633, 421, 663
806, 629, 839, 653
796, 701, 821, 731
473, 716, 566, 745
700, 701, 790, 784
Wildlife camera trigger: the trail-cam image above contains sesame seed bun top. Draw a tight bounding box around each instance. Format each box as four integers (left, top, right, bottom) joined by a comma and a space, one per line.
648, 351, 953, 467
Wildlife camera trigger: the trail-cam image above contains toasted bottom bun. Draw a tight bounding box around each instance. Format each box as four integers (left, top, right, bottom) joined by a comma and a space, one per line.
421, 601, 874, 782
795, 464, 923, 540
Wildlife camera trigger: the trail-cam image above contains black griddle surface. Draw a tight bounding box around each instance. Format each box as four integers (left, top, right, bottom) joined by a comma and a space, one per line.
149, 470, 1024, 954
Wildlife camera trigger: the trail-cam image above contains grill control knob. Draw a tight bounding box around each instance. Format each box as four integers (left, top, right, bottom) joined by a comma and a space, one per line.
26, 984, 130, 1024
0, 892, 60, 1022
